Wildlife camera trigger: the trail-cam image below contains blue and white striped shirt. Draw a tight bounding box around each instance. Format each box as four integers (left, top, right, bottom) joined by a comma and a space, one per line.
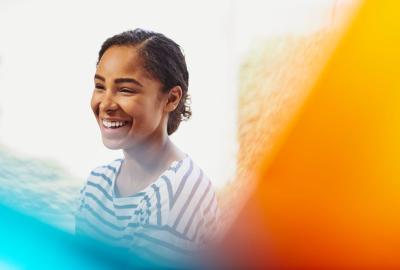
75, 155, 219, 262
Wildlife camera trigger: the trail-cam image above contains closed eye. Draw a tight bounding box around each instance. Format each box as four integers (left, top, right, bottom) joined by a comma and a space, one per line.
95, 84, 105, 90
120, 88, 137, 93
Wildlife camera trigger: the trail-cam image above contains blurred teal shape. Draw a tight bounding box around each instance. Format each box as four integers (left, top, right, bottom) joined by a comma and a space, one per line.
0, 202, 163, 269
0, 146, 80, 232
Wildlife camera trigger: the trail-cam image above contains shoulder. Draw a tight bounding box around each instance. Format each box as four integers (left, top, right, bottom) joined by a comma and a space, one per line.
84, 159, 122, 186
164, 156, 213, 197
78, 158, 122, 198
141, 156, 219, 242
92, 158, 122, 179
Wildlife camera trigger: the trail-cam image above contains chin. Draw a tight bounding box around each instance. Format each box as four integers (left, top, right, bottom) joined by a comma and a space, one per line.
101, 138, 124, 150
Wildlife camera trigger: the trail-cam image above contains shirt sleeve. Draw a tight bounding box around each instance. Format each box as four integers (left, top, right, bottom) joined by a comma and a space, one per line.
198, 190, 220, 245
127, 192, 193, 265
74, 173, 90, 236
128, 183, 220, 265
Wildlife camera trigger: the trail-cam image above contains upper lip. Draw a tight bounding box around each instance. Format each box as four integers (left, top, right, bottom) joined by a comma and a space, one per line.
101, 117, 130, 122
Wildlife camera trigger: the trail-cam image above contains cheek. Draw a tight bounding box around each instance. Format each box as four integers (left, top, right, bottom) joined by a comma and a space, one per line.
119, 99, 138, 116
128, 102, 159, 125
90, 94, 100, 114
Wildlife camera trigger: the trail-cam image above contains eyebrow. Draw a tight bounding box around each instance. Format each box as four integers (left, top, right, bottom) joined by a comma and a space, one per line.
94, 74, 143, 87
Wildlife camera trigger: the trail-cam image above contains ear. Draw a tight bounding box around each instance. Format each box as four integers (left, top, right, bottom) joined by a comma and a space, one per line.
164, 86, 182, 113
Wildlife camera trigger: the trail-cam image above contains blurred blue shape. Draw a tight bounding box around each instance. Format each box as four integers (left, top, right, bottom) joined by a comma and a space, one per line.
0, 202, 168, 269
0, 147, 79, 232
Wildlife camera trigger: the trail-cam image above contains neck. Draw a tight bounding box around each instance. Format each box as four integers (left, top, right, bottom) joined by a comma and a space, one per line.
122, 133, 172, 172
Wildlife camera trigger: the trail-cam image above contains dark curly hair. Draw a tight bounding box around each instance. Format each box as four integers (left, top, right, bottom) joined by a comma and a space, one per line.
97, 28, 191, 135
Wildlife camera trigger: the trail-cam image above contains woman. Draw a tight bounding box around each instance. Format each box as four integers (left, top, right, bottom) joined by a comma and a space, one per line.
75, 28, 219, 264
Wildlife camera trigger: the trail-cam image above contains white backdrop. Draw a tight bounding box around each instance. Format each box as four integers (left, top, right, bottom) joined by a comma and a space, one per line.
0, 0, 354, 188
0, 0, 238, 188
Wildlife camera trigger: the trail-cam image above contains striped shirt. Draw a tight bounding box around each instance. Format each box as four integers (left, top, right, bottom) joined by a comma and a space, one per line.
75, 155, 219, 263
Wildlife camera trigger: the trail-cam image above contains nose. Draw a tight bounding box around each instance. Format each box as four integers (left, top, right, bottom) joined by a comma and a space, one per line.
100, 91, 118, 113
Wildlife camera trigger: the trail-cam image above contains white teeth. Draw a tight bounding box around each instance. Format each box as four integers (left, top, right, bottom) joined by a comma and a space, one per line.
102, 119, 127, 128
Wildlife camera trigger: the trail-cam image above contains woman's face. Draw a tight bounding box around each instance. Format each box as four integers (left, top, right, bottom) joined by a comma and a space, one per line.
91, 45, 168, 150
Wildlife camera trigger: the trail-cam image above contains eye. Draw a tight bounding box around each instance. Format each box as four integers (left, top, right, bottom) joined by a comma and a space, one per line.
94, 84, 105, 91
120, 87, 137, 94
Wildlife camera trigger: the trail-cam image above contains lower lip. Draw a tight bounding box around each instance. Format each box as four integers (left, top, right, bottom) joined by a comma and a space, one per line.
100, 122, 131, 138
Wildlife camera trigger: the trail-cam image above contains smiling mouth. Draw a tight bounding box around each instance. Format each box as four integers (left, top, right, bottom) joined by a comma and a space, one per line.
101, 119, 130, 129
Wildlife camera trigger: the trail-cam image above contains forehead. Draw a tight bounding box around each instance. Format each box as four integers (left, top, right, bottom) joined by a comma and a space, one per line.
96, 45, 147, 79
